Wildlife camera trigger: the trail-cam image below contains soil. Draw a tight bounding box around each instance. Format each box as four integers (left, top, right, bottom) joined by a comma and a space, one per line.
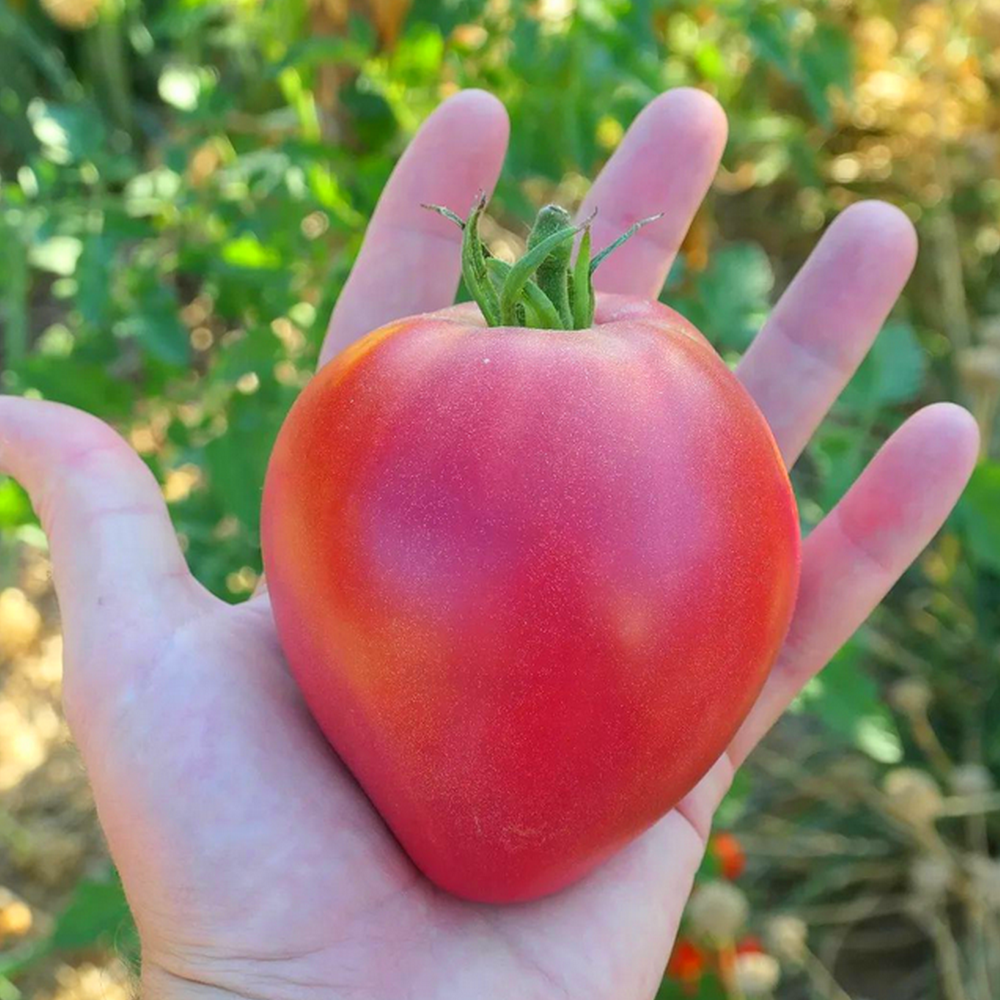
0, 539, 129, 1000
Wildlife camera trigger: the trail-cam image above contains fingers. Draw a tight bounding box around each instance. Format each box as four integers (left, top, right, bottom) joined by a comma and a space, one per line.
0, 397, 203, 664
738, 201, 918, 466
321, 90, 509, 366
728, 404, 979, 766
578, 88, 728, 299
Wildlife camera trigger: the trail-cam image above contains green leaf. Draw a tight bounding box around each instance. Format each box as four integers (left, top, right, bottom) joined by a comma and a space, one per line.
409, 0, 487, 34
838, 322, 926, 412
0, 941, 48, 994
0, 4, 79, 100
271, 35, 373, 78
656, 971, 728, 1000
0, 217, 29, 367
461, 195, 501, 326
75, 232, 119, 331
795, 640, 902, 763
571, 225, 593, 330
158, 65, 204, 112
391, 24, 444, 84
746, 12, 796, 79
221, 235, 284, 270
485, 259, 562, 329
714, 768, 752, 828
745, 14, 853, 130
809, 424, 868, 512
589, 213, 662, 276
800, 24, 854, 127
26, 100, 107, 165
670, 243, 773, 351
0, 480, 35, 529
27, 236, 82, 277
117, 312, 191, 366
956, 462, 1000, 575
694, 42, 725, 81
16, 358, 133, 418
205, 390, 289, 534
51, 870, 132, 952
500, 223, 578, 325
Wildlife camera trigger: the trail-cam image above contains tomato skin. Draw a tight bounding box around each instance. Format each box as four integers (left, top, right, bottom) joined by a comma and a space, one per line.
261, 295, 800, 903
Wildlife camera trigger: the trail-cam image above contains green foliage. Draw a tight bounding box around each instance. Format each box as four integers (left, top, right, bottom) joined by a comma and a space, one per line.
0, 481, 33, 530
0, 869, 136, 998
794, 637, 903, 764
668, 243, 775, 353
958, 462, 1000, 576
838, 321, 928, 413
50, 869, 135, 957
746, 9, 853, 127
656, 973, 727, 1000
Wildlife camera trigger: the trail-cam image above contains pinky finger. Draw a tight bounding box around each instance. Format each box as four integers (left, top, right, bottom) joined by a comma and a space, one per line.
728, 403, 980, 767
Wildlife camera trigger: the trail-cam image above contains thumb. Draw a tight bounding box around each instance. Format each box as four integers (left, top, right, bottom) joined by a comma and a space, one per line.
0, 397, 209, 734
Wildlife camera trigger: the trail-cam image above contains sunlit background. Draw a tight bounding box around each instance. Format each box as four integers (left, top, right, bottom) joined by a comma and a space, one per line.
2, 1, 1000, 997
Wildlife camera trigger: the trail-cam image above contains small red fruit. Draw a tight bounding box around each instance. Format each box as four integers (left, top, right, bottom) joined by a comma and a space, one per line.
711, 832, 747, 880
718, 934, 765, 970
667, 937, 707, 986
737, 935, 765, 955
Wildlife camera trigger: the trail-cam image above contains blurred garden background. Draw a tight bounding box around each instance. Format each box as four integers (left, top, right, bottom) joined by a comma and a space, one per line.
2, 0, 1000, 997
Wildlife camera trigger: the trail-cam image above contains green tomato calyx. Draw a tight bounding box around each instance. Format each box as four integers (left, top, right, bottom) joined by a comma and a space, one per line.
422, 195, 662, 330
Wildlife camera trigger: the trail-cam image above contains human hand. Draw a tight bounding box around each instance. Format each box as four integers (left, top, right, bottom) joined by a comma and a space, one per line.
0, 89, 978, 1000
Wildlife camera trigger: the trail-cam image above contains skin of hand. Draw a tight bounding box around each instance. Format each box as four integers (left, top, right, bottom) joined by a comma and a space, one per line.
0, 89, 979, 1000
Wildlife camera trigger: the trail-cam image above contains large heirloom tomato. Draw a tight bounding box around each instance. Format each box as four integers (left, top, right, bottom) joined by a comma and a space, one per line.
261, 201, 800, 903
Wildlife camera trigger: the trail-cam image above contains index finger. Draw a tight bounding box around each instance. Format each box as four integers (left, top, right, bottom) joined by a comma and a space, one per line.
321, 90, 509, 366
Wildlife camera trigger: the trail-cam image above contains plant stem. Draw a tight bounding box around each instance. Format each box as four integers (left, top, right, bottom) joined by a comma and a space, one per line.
0, 217, 29, 368
499, 223, 578, 325
571, 225, 593, 330
461, 194, 501, 326
922, 910, 971, 1000
718, 940, 746, 1000
801, 948, 853, 1000
526, 205, 573, 326
92, 6, 132, 134
906, 705, 955, 780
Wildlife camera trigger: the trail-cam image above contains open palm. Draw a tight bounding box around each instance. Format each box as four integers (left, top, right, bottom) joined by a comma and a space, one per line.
0, 90, 978, 1000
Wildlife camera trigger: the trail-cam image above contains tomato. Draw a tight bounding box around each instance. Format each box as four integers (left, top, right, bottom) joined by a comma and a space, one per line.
261, 288, 800, 903
710, 831, 747, 880
667, 937, 708, 988
736, 936, 765, 956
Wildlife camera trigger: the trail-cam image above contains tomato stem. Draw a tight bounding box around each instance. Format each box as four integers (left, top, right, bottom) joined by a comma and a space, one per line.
527, 205, 574, 327
422, 197, 663, 330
